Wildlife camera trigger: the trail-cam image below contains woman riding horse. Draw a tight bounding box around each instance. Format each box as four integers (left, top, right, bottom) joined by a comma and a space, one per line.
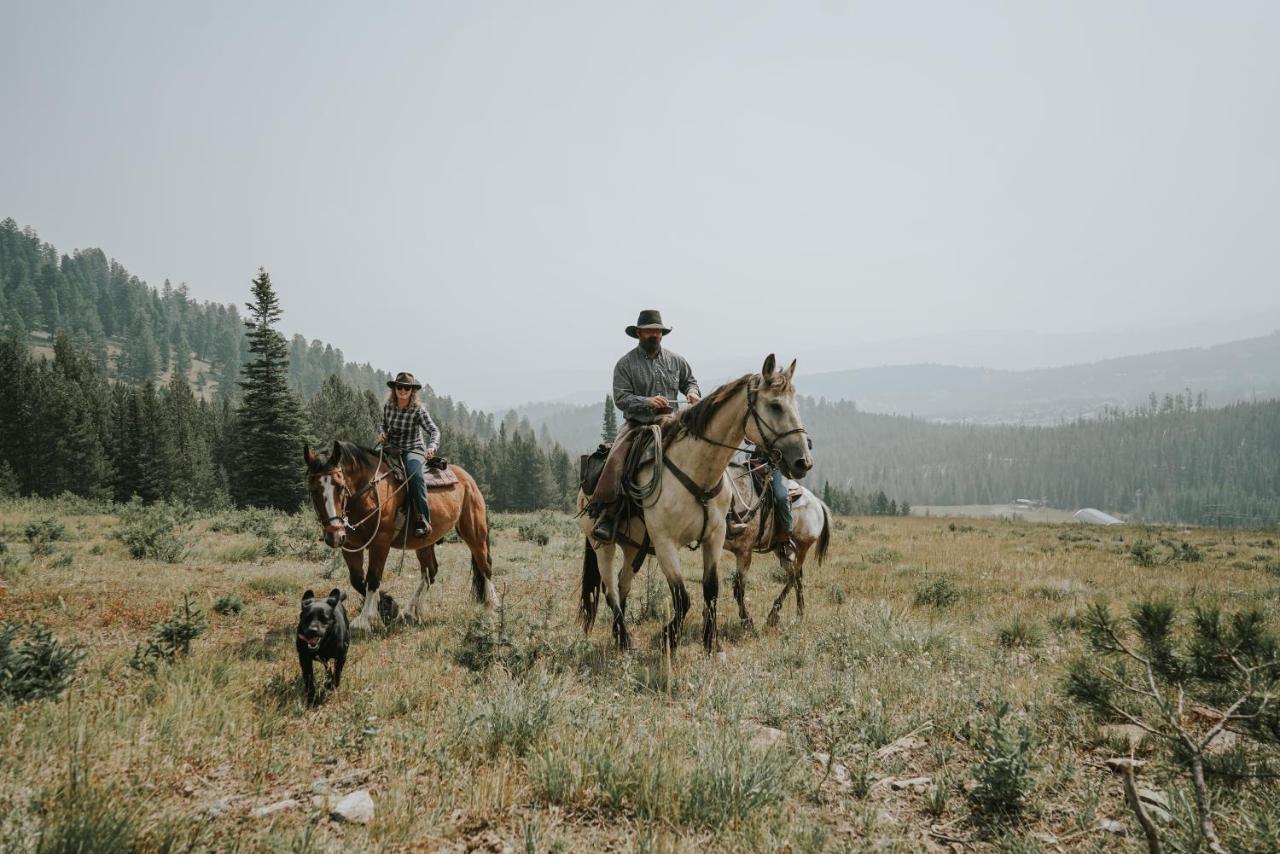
377, 371, 439, 538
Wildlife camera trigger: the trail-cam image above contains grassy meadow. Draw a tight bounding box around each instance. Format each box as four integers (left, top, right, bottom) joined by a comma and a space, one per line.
1, 497, 1278, 852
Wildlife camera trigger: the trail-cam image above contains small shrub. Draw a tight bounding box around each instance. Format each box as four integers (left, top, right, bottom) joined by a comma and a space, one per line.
682, 731, 791, 825
1171, 541, 1202, 563
864, 546, 901, 565
457, 671, 561, 758
966, 703, 1035, 820
209, 507, 277, 538
996, 615, 1043, 649
128, 594, 207, 674
115, 499, 191, 563
25, 517, 67, 555
1128, 540, 1158, 567
0, 622, 83, 704
213, 594, 244, 616
49, 550, 74, 569
517, 514, 554, 547
913, 577, 960, 609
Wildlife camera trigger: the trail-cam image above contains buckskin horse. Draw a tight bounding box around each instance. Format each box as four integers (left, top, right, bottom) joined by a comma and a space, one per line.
722, 467, 832, 628
304, 441, 498, 632
578, 355, 813, 655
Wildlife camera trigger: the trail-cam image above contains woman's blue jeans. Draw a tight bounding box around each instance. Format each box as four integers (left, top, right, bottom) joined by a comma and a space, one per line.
402, 452, 431, 522
771, 468, 793, 532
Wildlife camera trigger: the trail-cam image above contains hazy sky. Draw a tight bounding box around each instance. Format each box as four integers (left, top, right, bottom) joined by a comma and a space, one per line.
5, 2, 1279, 406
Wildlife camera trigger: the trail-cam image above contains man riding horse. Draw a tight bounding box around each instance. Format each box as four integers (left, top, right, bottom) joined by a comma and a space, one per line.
589, 309, 701, 543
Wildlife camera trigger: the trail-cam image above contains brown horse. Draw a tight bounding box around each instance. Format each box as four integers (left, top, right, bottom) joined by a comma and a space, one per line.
304, 441, 498, 632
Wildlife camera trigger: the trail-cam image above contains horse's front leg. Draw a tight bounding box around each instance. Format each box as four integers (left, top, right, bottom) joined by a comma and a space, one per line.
343, 550, 367, 596
408, 546, 436, 623
731, 550, 754, 631
351, 539, 390, 633
652, 539, 690, 654
700, 530, 725, 654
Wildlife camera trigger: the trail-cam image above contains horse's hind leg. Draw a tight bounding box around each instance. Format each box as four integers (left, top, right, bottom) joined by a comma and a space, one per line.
731, 551, 754, 630
794, 543, 812, 620
408, 546, 436, 623
343, 550, 367, 596
602, 545, 633, 651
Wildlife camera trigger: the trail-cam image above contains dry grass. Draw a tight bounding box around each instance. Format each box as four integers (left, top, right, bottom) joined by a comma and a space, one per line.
1, 498, 1278, 851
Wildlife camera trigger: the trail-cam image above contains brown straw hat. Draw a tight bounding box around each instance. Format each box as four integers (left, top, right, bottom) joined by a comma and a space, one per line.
387, 371, 422, 390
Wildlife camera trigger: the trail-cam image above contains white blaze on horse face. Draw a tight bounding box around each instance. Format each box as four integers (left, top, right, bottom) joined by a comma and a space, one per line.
321, 476, 339, 523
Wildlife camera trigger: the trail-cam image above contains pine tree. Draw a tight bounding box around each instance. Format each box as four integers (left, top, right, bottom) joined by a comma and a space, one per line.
601, 395, 618, 443
232, 268, 307, 510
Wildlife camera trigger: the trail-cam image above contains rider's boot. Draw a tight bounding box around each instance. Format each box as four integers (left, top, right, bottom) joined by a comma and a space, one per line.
591, 508, 617, 544
414, 514, 432, 539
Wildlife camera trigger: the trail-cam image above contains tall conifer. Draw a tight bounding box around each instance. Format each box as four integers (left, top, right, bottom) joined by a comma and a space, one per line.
232, 269, 306, 510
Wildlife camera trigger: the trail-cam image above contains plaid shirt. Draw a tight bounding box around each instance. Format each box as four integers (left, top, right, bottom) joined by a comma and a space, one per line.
612, 345, 700, 425
378, 402, 440, 455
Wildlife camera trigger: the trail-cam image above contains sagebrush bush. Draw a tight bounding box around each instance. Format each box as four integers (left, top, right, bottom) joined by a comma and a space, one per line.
456, 670, 562, 758
913, 576, 960, 609
864, 546, 901, 565
213, 593, 244, 616
115, 499, 191, 562
0, 621, 83, 704
1129, 540, 1159, 567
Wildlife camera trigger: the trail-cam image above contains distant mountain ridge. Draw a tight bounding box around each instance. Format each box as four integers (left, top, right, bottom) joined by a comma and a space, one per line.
795, 331, 1280, 423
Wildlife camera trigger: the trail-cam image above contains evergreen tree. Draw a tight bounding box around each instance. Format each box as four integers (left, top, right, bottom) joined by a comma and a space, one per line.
232, 269, 307, 510
601, 395, 618, 443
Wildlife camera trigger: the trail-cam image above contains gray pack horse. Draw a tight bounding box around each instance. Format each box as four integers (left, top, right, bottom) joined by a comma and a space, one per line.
578, 355, 813, 655
722, 468, 832, 628
304, 441, 499, 632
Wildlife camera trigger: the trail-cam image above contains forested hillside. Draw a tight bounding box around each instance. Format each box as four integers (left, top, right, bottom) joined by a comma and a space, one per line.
0, 221, 577, 513
528, 392, 1280, 527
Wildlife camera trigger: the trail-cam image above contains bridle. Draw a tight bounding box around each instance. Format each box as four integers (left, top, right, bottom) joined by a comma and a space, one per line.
310, 446, 404, 553
693, 376, 809, 469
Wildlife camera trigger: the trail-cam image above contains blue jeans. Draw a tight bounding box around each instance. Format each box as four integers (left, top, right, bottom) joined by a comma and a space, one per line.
402, 452, 430, 522
771, 468, 793, 532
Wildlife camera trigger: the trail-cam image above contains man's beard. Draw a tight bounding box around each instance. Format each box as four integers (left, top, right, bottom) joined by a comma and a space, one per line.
639, 337, 661, 355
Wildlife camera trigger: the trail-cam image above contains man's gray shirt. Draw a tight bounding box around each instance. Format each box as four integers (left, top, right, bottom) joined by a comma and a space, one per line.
613, 346, 701, 425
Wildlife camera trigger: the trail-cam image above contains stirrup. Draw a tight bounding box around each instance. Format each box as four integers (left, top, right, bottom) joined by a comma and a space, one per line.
591, 515, 616, 544
414, 516, 432, 538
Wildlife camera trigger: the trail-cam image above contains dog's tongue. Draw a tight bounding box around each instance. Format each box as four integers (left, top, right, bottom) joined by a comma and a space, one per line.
298, 634, 320, 648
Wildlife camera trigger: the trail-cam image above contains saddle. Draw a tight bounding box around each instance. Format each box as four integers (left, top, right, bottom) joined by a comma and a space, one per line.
387, 455, 459, 489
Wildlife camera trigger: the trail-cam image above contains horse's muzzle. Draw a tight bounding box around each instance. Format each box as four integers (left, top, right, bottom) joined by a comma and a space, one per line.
787, 455, 813, 479
323, 530, 346, 548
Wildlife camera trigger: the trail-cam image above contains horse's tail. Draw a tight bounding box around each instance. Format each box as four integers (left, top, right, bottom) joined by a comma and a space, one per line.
461, 473, 492, 604
815, 503, 832, 566
579, 538, 601, 634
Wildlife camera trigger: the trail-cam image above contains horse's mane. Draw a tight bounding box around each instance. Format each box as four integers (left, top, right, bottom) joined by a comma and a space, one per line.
307, 440, 381, 474
676, 370, 792, 440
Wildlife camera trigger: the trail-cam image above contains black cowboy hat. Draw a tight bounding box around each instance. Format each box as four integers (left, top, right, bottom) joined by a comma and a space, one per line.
387, 371, 422, 390
625, 309, 672, 338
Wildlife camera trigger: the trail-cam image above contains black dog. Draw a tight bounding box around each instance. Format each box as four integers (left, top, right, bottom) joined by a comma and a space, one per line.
296, 588, 349, 705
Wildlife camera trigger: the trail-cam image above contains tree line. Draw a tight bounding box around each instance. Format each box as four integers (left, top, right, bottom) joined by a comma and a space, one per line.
0, 264, 581, 514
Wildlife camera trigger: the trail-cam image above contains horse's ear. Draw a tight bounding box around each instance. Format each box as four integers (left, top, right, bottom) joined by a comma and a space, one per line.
761, 354, 777, 376
303, 443, 315, 465
784, 359, 797, 380
330, 440, 343, 463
